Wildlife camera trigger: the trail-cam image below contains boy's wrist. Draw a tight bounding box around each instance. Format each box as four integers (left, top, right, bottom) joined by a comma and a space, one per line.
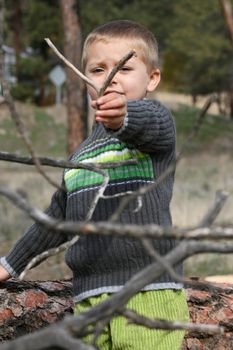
105, 113, 127, 132
112, 118, 124, 130
0, 264, 11, 281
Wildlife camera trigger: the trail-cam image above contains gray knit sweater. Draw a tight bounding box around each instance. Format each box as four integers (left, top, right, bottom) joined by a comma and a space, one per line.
0, 99, 182, 302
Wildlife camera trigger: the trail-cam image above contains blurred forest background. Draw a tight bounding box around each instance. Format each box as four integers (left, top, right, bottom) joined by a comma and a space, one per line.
0, 0, 233, 280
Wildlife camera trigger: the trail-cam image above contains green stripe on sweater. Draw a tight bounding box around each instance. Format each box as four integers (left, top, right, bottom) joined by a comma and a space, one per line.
64, 143, 154, 193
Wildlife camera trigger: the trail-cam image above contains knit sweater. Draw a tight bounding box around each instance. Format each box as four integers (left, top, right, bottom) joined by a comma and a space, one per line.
0, 99, 183, 302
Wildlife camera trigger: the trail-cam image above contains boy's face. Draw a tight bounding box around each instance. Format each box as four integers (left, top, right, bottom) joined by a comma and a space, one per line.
84, 38, 160, 100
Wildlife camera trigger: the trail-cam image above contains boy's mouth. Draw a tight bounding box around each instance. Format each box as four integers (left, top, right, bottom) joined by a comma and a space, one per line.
104, 90, 124, 96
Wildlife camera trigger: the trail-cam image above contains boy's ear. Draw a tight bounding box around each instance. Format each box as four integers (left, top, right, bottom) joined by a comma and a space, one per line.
147, 69, 161, 93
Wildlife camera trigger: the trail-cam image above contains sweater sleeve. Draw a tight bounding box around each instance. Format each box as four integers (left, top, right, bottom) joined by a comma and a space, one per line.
111, 99, 176, 153
0, 187, 68, 277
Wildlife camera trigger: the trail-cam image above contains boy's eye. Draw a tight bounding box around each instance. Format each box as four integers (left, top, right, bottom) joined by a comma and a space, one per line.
120, 66, 132, 71
121, 66, 133, 73
91, 67, 104, 73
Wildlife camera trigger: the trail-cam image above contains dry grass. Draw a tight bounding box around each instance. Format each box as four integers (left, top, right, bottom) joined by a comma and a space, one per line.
172, 153, 233, 227
172, 153, 233, 277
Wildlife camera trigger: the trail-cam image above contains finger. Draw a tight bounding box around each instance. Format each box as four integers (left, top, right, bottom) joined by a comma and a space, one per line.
95, 108, 126, 119
91, 94, 125, 110
91, 100, 99, 109
97, 92, 126, 107
98, 100, 126, 111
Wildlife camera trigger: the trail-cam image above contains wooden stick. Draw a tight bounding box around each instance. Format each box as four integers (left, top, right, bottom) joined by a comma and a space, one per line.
45, 38, 99, 93
99, 50, 136, 97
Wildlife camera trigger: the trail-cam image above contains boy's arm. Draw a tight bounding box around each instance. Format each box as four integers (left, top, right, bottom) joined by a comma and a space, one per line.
93, 94, 175, 153
115, 99, 176, 153
0, 187, 68, 279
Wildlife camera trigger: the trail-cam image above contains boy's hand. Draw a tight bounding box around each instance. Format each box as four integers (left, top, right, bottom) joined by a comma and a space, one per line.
91, 92, 127, 130
0, 265, 11, 281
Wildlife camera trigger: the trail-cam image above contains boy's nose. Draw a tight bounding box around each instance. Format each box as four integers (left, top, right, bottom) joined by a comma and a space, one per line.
109, 79, 117, 86
109, 73, 119, 85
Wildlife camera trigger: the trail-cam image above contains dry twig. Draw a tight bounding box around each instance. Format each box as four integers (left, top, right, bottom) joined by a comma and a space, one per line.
121, 308, 223, 334
1, 80, 63, 190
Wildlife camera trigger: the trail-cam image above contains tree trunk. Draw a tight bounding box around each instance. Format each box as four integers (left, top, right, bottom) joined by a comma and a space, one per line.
0, 279, 233, 349
229, 90, 233, 120
219, 0, 233, 120
0, 0, 4, 85
60, 0, 87, 155
11, 1, 22, 77
219, 0, 233, 45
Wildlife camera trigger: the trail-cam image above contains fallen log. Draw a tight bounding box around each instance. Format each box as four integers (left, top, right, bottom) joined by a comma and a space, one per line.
0, 279, 232, 349
183, 279, 233, 350
0, 279, 74, 341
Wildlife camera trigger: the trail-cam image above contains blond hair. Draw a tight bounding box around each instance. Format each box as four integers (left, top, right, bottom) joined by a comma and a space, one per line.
82, 20, 159, 72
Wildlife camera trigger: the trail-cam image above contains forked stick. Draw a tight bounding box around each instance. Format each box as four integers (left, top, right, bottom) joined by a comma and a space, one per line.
45, 38, 99, 93
45, 38, 136, 97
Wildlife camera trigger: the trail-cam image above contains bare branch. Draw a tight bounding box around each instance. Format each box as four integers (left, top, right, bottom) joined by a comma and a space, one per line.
85, 170, 109, 221
45, 38, 136, 100
0, 323, 95, 350
0, 151, 137, 170
72, 239, 233, 329
19, 235, 79, 280
1, 80, 63, 190
141, 239, 183, 283
45, 38, 99, 93
121, 308, 223, 334
0, 10, 232, 349
177, 94, 218, 159
0, 187, 233, 241
2, 239, 233, 350
199, 190, 229, 227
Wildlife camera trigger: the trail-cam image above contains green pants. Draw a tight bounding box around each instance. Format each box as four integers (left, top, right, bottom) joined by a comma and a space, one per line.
75, 289, 189, 350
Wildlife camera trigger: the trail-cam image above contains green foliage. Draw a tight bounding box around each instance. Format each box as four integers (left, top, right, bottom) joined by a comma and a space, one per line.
5, 0, 62, 104
79, 0, 174, 51
23, 0, 62, 56
4, 0, 233, 106
10, 56, 50, 103
164, 0, 233, 97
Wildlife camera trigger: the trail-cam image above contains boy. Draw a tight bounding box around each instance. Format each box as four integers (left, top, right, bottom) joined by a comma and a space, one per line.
0, 20, 189, 349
